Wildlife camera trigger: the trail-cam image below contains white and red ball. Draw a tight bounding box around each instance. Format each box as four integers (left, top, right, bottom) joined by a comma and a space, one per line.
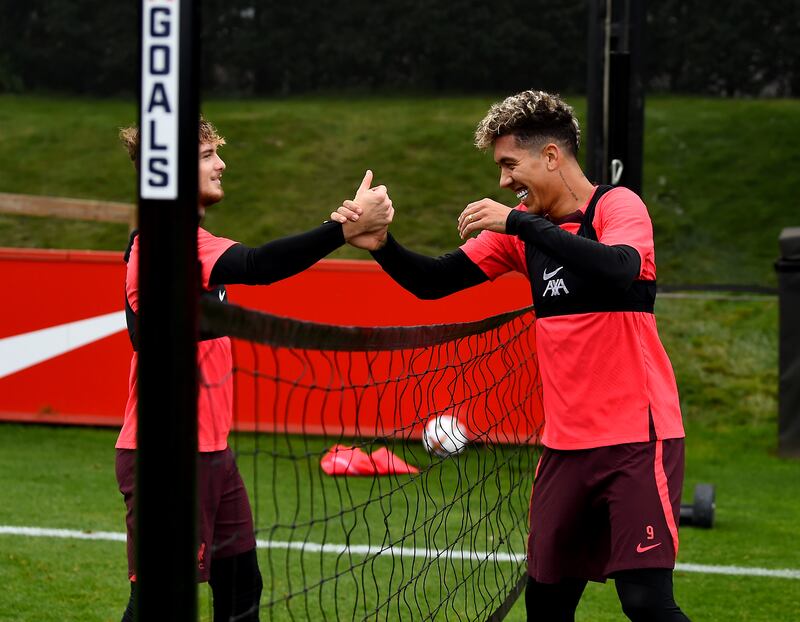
422, 414, 469, 457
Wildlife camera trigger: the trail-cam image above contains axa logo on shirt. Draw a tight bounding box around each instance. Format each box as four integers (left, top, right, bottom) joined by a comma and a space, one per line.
542, 266, 570, 297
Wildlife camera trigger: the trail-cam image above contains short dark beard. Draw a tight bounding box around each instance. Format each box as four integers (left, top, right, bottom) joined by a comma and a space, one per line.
199, 190, 223, 209
558, 170, 579, 201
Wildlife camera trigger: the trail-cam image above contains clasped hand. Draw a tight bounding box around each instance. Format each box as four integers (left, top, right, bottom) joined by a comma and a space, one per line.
336, 170, 394, 251
333, 178, 514, 249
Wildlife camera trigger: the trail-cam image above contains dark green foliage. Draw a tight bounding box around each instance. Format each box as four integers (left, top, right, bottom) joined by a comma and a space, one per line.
646, 0, 800, 96
2, 0, 798, 96
0, 0, 137, 94
199, 0, 588, 95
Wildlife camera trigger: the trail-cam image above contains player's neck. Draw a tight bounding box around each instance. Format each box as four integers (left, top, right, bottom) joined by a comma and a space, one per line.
548, 170, 594, 220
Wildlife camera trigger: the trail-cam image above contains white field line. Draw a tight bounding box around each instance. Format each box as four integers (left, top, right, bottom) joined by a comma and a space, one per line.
2, 525, 799, 580
0, 526, 127, 542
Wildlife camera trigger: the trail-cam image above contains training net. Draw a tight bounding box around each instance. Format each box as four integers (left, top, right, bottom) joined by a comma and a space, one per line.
199, 298, 544, 621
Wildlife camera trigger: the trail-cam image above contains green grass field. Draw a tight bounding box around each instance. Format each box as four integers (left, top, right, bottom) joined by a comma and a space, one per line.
1, 94, 799, 620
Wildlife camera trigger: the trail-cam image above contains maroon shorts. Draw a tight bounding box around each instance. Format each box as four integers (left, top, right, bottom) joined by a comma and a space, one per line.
527, 439, 684, 583
116, 447, 256, 582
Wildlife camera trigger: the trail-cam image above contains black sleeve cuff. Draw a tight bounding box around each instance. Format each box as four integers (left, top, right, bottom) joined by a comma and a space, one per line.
370, 233, 488, 300
505, 210, 524, 236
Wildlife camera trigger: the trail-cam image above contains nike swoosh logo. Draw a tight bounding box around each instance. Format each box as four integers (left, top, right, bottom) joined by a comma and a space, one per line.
542, 266, 564, 280
0, 311, 126, 379
636, 542, 662, 553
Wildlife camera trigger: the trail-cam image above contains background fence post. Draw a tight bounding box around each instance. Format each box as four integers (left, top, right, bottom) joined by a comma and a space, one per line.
776, 227, 800, 458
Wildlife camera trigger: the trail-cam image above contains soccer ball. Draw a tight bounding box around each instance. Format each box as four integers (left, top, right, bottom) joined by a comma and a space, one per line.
422, 414, 468, 458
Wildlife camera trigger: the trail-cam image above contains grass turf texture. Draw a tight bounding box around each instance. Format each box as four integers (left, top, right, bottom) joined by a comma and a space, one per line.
1, 297, 798, 620
0, 95, 799, 286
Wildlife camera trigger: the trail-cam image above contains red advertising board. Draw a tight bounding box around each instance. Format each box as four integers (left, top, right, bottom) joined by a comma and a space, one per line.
0, 248, 542, 441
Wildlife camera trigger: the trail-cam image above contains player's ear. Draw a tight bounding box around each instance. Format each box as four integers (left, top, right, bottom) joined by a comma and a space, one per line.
543, 143, 560, 171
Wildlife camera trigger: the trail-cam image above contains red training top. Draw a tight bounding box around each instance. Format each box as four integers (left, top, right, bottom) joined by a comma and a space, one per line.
116, 228, 238, 452
461, 187, 684, 450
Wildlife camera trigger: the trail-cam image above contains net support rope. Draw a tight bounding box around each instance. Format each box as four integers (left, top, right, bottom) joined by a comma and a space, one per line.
200, 298, 536, 351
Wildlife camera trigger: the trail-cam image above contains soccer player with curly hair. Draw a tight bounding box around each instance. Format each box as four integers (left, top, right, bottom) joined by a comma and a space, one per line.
333, 90, 690, 621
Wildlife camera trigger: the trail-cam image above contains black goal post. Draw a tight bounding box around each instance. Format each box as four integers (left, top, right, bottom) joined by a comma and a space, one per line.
777, 227, 800, 458
586, 0, 646, 196
135, 0, 201, 619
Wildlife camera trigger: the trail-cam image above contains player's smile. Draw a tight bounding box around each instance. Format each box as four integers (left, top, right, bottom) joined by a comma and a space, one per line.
199, 142, 226, 207
493, 134, 547, 212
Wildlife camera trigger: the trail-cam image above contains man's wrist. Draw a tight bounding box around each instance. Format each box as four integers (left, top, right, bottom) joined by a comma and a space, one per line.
328, 219, 347, 245
373, 231, 388, 250
505, 210, 522, 236
370, 232, 394, 256
341, 220, 357, 243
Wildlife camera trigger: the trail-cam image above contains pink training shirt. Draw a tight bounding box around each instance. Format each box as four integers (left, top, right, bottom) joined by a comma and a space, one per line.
461, 187, 684, 450
116, 228, 238, 452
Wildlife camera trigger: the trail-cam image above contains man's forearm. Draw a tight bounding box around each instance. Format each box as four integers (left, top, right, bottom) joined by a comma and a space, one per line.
370, 234, 488, 299
505, 211, 641, 287
210, 221, 345, 286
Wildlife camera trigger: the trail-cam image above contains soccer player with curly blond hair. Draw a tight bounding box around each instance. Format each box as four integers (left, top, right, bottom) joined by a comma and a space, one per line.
117, 117, 393, 622
333, 90, 690, 621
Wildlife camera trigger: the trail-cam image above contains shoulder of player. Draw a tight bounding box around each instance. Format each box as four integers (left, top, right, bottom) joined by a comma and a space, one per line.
197, 227, 240, 248
597, 186, 646, 209
197, 226, 216, 243
595, 186, 650, 221
123, 230, 139, 264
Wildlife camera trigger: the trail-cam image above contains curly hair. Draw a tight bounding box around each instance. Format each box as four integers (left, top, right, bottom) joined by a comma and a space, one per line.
474, 90, 580, 156
118, 117, 226, 164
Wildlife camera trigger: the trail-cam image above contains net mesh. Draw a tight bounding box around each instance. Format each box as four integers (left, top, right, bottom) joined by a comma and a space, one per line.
200, 299, 543, 621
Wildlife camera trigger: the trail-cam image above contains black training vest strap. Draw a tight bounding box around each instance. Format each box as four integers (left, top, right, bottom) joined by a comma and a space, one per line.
577, 185, 615, 241
123, 230, 228, 351
526, 185, 657, 319
123, 231, 139, 349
